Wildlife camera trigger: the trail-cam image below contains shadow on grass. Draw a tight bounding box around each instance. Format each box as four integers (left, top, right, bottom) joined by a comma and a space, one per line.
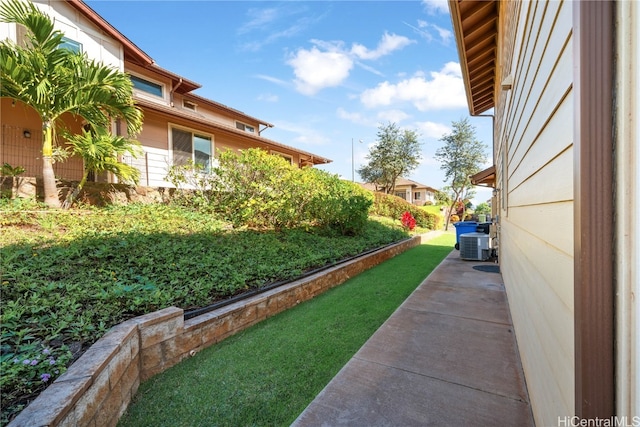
117, 234, 455, 427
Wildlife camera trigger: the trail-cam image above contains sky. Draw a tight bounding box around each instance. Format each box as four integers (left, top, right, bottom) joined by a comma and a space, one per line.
86, 0, 494, 205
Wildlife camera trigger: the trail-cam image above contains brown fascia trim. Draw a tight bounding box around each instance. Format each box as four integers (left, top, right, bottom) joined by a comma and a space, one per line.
573, 0, 615, 419
185, 92, 274, 129
136, 99, 331, 165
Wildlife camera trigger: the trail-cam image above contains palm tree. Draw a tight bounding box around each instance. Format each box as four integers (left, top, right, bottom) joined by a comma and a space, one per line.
62, 128, 142, 208
0, 0, 143, 207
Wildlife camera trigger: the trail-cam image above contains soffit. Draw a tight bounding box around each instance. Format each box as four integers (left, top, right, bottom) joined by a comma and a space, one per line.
470, 165, 496, 187
449, 0, 499, 115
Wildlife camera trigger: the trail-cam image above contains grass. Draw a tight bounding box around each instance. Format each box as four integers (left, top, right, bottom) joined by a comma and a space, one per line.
118, 233, 455, 427
422, 204, 445, 216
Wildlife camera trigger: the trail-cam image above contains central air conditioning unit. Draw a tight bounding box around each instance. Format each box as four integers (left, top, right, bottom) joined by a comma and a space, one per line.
459, 232, 492, 261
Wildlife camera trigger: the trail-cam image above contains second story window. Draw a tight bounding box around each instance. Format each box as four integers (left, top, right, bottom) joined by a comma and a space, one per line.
58, 37, 82, 54
130, 75, 163, 98
236, 122, 255, 133
183, 100, 197, 111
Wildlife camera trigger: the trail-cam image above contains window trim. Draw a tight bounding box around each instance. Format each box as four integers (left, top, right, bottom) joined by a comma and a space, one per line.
169, 124, 214, 169
59, 36, 82, 53
183, 100, 197, 111
236, 121, 255, 133
129, 73, 165, 100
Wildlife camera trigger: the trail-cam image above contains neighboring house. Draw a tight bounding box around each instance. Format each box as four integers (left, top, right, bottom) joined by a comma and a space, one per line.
360, 177, 438, 206
0, 0, 330, 189
451, 0, 638, 424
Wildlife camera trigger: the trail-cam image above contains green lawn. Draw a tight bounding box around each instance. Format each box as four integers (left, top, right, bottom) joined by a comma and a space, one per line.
118, 233, 455, 427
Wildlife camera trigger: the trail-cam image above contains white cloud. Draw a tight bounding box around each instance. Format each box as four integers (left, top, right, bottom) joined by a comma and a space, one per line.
287, 32, 413, 96
430, 23, 453, 45
257, 93, 279, 102
254, 74, 289, 87
274, 120, 331, 146
336, 108, 378, 127
351, 32, 414, 60
287, 47, 353, 95
404, 20, 451, 45
414, 121, 450, 139
359, 62, 466, 111
422, 0, 449, 15
377, 109, 411, 123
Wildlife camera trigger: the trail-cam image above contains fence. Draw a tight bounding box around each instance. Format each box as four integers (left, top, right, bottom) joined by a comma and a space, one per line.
1, 125, 172, 187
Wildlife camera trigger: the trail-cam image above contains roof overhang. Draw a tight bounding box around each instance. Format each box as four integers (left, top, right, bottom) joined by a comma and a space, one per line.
136, 99, 331, 166
448, 0, 499, 115
470, 165, 496, 187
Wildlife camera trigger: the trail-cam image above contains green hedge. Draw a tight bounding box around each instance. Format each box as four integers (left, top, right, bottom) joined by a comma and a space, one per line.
369, 191, 440, 230
169, 149, 373, 236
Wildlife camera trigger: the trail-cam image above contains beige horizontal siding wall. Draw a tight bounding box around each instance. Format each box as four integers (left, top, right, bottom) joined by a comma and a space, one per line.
496, 1, 574, 425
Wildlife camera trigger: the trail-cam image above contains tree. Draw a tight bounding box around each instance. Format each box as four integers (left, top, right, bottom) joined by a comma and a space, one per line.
62, 128, 142, 208
0, 0, 143, 207
357, 122, 421, 194
434, 118, 487, 230
474, 202, 491, 216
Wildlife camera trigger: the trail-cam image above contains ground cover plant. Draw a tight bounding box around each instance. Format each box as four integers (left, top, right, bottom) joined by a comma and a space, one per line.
118, 233, 455, 427
0, 200, 411, 424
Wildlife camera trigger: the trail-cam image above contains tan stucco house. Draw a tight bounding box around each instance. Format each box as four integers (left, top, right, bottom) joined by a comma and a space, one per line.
0, 0, 331, 190
360, 177, 438, 206
450, 0, 638, 424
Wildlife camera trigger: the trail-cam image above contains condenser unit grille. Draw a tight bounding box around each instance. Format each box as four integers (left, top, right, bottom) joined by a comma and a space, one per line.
459, 232, 491, 261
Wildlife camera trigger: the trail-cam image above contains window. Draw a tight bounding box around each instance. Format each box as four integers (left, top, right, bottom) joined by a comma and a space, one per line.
183, 100, 197, 111
395, 192, 406, 200
271, 151, 293, 165
172, 128, 212, 169
130, 75, 163, 98
58, 37, 82, 53
236, 122, 255, 133
414, 192, 421, 200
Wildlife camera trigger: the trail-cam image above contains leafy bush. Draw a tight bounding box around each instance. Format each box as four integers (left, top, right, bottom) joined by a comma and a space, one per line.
169, 148, 373, 235
209, 149, 303, 229
305, 168, 373, 235
165, 161, 217, 212
401, 211, 416, 231
369, 192, 438, 230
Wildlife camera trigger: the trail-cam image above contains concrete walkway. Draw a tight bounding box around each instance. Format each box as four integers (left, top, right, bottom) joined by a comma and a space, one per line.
292, 245, 535, 426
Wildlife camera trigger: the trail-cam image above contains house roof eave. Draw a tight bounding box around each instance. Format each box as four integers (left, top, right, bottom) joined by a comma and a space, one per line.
470, 165, 496, 187
135, 99, 331, 165
448, 0, 499, 115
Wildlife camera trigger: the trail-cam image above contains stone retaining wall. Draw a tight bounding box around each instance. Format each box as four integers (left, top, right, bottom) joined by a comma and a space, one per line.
9, 235, 422, 427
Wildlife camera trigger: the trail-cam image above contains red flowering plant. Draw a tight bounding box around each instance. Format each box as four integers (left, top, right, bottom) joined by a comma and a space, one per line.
401, 211, 416, 231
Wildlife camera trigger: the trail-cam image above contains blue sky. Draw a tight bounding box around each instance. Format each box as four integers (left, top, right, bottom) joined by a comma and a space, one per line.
86, 0, 494, 205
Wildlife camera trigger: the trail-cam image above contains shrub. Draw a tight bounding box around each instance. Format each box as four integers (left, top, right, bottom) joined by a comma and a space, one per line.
369, 192, 437, 230
165, 161, 217, 212
401, 211, 416, 231
306, 170, 373, 235
206, 148, 372, 235
210, 149, 297, 229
